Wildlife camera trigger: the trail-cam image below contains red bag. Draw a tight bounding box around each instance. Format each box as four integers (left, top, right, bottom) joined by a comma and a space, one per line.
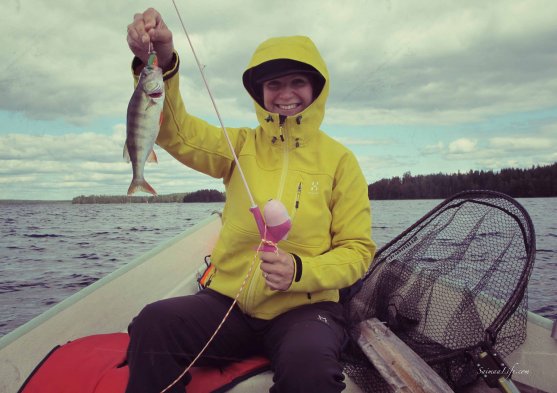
19, 333, 270, 393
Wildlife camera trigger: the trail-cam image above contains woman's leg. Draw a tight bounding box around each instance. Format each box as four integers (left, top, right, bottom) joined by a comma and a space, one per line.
125, 289, 257, 393
264, 302, 347, 393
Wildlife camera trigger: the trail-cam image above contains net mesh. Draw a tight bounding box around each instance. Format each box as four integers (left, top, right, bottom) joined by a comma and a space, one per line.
342, 190, 536, 391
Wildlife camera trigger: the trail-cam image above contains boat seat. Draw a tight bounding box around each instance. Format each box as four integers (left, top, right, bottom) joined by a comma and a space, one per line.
19, 332, 271, 393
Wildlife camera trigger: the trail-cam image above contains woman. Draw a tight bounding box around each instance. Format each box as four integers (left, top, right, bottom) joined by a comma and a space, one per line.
125, 8, 376, 393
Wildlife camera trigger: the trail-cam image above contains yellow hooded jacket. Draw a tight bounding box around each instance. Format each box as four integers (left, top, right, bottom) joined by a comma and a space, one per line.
154, 36, 376, 319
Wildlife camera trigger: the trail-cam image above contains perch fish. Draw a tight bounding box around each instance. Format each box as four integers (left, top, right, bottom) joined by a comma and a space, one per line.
124, 52, 165, 196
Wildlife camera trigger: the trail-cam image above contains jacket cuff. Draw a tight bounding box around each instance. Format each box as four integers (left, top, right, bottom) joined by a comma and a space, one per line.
291, 253, 302, 282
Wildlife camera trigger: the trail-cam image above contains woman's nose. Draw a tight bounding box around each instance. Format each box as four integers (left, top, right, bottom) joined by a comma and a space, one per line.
278, 86, 294, 98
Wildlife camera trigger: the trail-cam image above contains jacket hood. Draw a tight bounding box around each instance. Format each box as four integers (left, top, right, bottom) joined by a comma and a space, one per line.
242, 36, 329, 140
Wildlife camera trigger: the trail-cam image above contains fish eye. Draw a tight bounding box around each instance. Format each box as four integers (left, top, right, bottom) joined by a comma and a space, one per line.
144, 81, 157, 91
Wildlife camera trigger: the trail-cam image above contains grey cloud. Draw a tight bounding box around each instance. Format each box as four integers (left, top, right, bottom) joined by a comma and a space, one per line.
4, 0, 557, 126
0, 133, 125, 163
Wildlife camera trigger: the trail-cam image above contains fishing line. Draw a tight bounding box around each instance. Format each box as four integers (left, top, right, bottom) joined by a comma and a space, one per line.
160, 238, 276, 393
159, 2, 278, 392
170, 0, 256, 209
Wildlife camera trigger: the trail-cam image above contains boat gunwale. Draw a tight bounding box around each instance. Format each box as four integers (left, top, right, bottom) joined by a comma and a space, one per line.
0, 213, 221, 350
527, 309, 555, 330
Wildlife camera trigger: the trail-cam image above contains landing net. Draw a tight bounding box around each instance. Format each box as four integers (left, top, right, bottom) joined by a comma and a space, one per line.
343, 190, 536, 391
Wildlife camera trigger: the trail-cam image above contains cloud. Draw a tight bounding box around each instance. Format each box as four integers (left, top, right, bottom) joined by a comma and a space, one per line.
1, 0, 556, 199
448, 138, 477, 154
356, 154, 409, 183
0, 128, 222, 200
332, 136, 391, 146
489, 137, 554, 151
2, 0, 557, 127
417, 123, 557, 175
0, 132, 122, 162
325, 1, 557, 125
422, 141, 445, 155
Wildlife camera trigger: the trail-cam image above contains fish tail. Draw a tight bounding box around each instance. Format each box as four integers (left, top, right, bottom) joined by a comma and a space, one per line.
127, 178, 157, 196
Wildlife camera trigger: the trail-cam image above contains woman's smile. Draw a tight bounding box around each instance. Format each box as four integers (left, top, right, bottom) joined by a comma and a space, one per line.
263, 74, 313, 116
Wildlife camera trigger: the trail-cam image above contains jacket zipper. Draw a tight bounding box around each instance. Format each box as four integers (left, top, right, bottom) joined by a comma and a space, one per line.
290, 182, 302, 221
242, 258, 262, 316
244, 115, 296, 315
244, 116, 290, 314
276, 115, 289, 201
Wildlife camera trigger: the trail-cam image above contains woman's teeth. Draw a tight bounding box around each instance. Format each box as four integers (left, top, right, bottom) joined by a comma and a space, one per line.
278, 104, 298, 110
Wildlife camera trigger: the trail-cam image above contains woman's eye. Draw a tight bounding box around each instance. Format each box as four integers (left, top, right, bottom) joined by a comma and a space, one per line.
292, 79, 308, 87
265, 81, 281, 90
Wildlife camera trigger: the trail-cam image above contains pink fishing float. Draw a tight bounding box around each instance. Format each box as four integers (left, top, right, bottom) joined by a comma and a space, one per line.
250, 199, 291, 252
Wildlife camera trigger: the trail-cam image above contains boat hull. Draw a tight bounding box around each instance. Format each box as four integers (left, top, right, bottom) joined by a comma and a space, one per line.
1, 214, 555, 393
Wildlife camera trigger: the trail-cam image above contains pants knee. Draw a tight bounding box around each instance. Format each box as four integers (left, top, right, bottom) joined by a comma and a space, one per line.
272, 350, 345, 393
128, 300, 181, 336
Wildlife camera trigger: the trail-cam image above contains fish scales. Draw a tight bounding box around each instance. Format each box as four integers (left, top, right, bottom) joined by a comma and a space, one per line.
124, 53, 165, 196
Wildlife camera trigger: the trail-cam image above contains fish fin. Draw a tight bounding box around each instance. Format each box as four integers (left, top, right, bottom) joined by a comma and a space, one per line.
159, 112, 164, 125
146, 149, 158, 163
127, 179, 157, 196
123, 144, 131, 163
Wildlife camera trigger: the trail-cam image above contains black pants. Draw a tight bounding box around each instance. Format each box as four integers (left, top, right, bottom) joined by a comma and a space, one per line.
125, 289, 347, 393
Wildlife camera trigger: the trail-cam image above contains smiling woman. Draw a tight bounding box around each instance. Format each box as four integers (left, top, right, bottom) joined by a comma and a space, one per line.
261, 74, 314, 116
121, 6, 377, 392
242, 57, 326, 115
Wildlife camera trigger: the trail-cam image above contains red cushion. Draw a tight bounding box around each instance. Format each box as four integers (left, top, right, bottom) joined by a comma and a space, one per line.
189, 356, 270, 392
19, 333, 270, 393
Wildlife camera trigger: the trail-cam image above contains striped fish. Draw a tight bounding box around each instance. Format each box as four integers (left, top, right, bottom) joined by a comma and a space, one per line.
124, 52, 165, 196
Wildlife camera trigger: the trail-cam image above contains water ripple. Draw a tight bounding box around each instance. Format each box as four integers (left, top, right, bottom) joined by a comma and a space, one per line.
24, 233, 63, 238
0, 199, 555, 339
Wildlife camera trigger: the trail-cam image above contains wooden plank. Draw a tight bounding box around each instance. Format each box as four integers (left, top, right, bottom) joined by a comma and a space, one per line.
357, 318, 454, 393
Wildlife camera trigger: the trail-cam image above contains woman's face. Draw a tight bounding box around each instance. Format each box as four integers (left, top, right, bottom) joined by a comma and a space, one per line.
262, 73, 313, 116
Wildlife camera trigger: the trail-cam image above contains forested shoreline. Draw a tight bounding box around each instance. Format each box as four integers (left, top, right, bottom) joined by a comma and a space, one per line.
368, 162, 556, 200
71, 189, 226, 204
68, 162, 556, 203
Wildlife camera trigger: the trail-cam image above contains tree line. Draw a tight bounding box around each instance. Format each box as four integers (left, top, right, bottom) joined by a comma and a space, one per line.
72, 189, 225, 204
368, 162, 557, 200
72, 162, 556, 203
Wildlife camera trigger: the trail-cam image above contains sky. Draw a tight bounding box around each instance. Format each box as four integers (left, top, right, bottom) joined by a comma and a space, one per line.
1, 0, 556, 200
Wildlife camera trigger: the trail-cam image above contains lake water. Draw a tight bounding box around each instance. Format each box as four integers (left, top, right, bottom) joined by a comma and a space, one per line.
1, 198, 555, 337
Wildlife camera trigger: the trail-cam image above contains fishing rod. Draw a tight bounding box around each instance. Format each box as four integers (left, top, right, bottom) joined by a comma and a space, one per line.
169, 0, 274, 238
160, 2, 291, 392
169, 2, 254, 203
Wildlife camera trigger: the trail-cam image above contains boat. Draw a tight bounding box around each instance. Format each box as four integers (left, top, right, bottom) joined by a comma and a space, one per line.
1, 207, 556, 392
